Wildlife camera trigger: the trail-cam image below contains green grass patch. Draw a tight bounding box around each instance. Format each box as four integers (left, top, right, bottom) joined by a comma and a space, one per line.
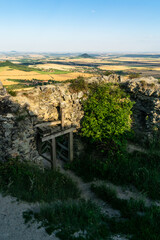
67, 141, 160, 200
91, 184, 146, 218
23, 200, 110, 240
91, 184, 160, 240
0, 159, 80, 202
35, 69, 71, 75
0, 61, 71, 74
6, 84, 34, 91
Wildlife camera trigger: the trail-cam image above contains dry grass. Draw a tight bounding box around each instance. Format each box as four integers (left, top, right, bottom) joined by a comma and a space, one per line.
111, 57, 160, 63
0, 67, 92, 86
98, 65, 130, 71
34, 63, 77, 71
152, 67, 160, 71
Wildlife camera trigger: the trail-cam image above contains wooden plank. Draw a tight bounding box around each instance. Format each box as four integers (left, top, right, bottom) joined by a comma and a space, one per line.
61, 108, 64, 130
57, 142, 68, 151
51, 137, 56, 169
69, 131, 73, 162
58, 151, 68, 162
42, 127, 76, 142
35, 121, 61, 128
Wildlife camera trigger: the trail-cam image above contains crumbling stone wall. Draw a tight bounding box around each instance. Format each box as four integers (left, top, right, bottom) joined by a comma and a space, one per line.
1, 75, 160, 163
123, 77, 160, 137
0, 82, 85, 163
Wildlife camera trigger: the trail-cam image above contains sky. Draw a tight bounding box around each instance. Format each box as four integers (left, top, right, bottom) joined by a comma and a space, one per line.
0, 0, 160, 53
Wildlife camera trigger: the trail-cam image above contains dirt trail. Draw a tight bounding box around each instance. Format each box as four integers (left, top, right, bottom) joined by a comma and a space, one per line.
61, 167, 120, 217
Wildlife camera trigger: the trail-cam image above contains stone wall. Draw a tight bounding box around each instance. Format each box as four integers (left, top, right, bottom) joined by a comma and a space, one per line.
0, 82, 85, 163
123, 77, 160, 137
1, 75, 160, 163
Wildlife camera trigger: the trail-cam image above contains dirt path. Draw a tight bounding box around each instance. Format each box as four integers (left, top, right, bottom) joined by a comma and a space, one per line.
61, 167, 120, 217
0, 194, 59, 240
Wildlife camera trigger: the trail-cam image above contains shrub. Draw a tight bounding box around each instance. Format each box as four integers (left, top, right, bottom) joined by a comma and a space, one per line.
128, 73, 140, 79
81, 83, 134, 145
8, 90, 17, 96
103, 71, 113, 76
69, 76, 88, 92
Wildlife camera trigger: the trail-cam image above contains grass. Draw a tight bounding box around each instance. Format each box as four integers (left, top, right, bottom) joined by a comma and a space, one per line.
0, 61, 70, 75
67, 138, 160, 200
23, 183, 160, 240
23, 200, 110, 240
6, 84, 35, 91
35, 69, 71, 75
91, 184, 160, 240
0, 159, 80, 202
91, 184, 146, 218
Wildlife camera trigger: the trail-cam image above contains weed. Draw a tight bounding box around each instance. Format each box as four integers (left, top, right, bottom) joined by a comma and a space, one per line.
91, 184, 146, 218
91, 184, 160, 240
68, 140, 160, 200
0, 159, 80, 202
23, 200, 110, 240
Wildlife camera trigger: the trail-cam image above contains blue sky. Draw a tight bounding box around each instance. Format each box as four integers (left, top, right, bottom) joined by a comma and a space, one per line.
0, 0, 160, 52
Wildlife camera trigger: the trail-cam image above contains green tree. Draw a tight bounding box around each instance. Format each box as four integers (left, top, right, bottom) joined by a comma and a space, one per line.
81, 83, 134, 145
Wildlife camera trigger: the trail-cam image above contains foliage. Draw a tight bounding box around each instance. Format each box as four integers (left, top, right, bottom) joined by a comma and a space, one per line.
69, 76, 88, 92
0, 159, 80, 202
91, 184, 160, 240
91, 184, 146, 218
81, 83, 134, 145
103, 71, 113, 76
128, 73, 140, 79
68, 138, 160, 199
7, 90, 17, 96
23, 200, 110, 240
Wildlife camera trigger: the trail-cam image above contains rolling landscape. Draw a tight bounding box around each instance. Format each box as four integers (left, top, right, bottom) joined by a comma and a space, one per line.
1, 0, 160, 240
1, 52, 160, 92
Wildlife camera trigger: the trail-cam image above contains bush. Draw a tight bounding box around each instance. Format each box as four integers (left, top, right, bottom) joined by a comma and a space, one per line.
81, 83, 134, 146
128, 73, 140, 79
103, 71, 113, 76
8, 90, 17, 96
69, 76, 88, 92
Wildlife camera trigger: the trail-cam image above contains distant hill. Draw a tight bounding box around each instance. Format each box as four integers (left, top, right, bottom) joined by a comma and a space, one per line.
78, 53, 93, 58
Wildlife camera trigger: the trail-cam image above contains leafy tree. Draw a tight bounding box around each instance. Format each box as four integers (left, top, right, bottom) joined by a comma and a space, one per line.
81, 83, 134, 145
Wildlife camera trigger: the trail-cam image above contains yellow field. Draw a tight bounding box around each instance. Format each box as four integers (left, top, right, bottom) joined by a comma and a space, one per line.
111, 57, 160, 63
98, 64, 153, 71
34, 63, 78, 71
152, 67, 160, 71
0, 67, 92, 86
98, 65, 130, 71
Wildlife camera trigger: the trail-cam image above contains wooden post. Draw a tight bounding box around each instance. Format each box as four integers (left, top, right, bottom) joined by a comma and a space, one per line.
69, 132, 73, 162
51, 137, 56, 169
61, 108, 64, 130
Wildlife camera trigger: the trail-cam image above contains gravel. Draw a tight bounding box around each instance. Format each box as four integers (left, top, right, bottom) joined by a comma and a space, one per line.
0, 194, 59, 240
